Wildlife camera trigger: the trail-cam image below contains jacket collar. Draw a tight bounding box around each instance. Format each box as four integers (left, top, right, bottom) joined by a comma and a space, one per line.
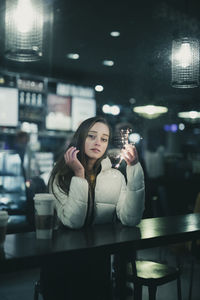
101, 156, 112, 171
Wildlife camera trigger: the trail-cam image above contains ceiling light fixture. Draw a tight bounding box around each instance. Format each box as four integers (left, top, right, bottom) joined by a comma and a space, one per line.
133, 105, 168, 119
110, 31, 120, 37
171, 37, 199, 88
102, 60, 114, 66
102, 104, 120, 115
5, 0, 43, 62
67, 53, 79, 60
95, 85, 104, 92
178, 111, 200, 122
179, 123, 185, 130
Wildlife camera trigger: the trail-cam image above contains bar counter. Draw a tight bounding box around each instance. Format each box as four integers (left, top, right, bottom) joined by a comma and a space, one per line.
1, 213, 200, 273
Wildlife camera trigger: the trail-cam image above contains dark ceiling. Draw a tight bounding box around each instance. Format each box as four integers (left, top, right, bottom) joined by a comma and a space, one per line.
1, 0, 200, 123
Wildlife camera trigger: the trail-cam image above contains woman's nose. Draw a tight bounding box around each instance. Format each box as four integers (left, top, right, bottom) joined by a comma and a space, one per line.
94, 137, 101, 145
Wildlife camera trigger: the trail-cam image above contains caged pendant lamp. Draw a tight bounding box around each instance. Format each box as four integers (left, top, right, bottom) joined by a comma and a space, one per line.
171, 37, 199, 88
5, 0, 43, 62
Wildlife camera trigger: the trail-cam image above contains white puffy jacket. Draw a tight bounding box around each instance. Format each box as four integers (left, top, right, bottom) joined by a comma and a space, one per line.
53, 157, 145, 229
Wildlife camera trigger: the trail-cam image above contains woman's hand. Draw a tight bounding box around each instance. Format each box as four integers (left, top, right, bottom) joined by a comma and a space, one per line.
121, 144, 139, 166
64, 147, 85, 178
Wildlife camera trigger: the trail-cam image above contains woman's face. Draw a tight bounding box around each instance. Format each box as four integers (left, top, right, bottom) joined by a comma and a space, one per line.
84, 122, 109, 162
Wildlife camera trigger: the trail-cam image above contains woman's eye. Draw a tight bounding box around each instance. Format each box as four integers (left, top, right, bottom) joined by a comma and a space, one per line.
88, 134, 95, 139
102, 138, 108, 142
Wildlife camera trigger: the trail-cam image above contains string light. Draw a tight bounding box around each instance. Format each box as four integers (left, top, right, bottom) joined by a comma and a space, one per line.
115, 129, 132, 168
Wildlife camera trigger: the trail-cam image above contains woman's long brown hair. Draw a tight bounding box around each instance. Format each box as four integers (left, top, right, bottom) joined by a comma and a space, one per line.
48, 116, 111, 198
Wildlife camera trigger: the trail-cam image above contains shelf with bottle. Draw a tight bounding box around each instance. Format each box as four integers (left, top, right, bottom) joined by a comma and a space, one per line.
19, 90, 45, 108
18, 90, 46, 124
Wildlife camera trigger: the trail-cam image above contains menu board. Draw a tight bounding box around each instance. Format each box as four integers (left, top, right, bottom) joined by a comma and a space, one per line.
46, 93, 72, 130
0, 87, 18, 127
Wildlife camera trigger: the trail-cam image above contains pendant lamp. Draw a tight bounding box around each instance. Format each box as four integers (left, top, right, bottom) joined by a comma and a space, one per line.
171, 37, 199, 88
5, 0, 43, 62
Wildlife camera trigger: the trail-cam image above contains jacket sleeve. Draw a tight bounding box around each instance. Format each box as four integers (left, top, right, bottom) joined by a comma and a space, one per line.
116, 162, 145, 226
52, 176, 89, 229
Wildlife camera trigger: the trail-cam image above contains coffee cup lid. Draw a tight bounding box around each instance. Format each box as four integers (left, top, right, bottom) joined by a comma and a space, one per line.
34, 193, 55, 201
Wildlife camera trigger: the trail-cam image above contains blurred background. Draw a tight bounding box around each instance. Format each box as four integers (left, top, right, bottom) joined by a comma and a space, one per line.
0, 0, 200, 231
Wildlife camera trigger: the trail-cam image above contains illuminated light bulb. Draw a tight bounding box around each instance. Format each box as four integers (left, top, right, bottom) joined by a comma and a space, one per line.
176, 42, 192, 68
67, 53, 79, 60
179, 123, 185, 130
110, 105, 120, 115
95, 85, 104, 92
14, 0, 35, 33
129, 133, 141, 144
110, 31, 120, 37
102, 104, 110, 114
102, 60, 114, 66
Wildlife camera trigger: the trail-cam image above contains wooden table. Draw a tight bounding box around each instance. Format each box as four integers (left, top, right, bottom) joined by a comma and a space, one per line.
1, 213, 200, 298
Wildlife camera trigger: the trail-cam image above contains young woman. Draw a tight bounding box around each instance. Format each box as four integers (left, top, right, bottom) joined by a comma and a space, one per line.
41, 116, 145, 300
49, 116, 144, 228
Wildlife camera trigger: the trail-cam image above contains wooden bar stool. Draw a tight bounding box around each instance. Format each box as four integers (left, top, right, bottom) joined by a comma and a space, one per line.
127, 260, 182, 300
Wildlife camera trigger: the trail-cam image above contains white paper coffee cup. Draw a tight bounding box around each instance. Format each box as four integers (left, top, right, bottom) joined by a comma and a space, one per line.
33, 194, 55, 239
0, 211, 9, 247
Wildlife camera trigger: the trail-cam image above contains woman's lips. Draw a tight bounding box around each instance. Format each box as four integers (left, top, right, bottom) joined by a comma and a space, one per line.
91, 148, 100, 153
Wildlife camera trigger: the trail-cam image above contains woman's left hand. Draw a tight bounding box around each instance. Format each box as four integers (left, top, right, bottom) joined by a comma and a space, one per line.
121, 144, 138, 166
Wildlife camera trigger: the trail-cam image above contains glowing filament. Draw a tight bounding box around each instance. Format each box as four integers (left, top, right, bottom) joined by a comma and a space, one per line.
15, 0, 35, 33
176, 42, 192, 68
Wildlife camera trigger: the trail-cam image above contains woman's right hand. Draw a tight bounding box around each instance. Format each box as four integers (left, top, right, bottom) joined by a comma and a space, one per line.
64, 147, 85, 178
